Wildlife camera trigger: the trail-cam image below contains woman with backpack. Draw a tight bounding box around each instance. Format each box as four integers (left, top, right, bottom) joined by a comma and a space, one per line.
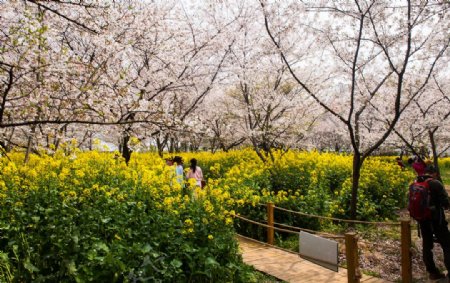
408, 155, 427, 176
409, 165, 450, 280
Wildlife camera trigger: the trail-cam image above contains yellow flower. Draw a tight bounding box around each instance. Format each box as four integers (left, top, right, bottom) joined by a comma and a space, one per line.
68, 191, 77, 198
116, 194, 125, 201
59, 167, 70, 180
187, 178, 197, 187
203, 200, 214, 213
208, 235, 214, 240
82, 189, 91, 197
75, 170, 85, 178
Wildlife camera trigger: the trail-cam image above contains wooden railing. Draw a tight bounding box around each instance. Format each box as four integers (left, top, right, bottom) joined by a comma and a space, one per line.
234, 202, 412, 283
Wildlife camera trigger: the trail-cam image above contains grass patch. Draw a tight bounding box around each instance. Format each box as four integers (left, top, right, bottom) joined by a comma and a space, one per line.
276, 234, 299, 252
441, 167, 450, 185
240, 263, 286, 282
253, 271, 286, 283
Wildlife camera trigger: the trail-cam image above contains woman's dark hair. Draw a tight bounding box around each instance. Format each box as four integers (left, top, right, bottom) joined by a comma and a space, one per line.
190, 158, 197, 173
425, 165, 437, 174
173, 156, 183, 164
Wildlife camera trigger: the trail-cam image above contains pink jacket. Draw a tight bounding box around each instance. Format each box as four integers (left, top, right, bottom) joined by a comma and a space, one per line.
412, 161, 426, 176
186, 166, 203, 187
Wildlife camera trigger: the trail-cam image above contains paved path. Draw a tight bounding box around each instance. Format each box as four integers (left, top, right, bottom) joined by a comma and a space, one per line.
237, 235, 389, 283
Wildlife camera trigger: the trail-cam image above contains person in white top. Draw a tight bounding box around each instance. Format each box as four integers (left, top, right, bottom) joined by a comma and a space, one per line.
186, 158, 204, 188
173, 156, 184, 187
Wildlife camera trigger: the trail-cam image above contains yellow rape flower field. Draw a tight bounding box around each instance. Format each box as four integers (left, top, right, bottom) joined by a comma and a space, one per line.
0, 149, 427, 282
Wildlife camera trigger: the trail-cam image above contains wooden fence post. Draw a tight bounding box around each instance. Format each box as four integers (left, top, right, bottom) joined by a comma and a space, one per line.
401, 218, 412, 283
345, 232, 360, 283
267, 202, 274, 245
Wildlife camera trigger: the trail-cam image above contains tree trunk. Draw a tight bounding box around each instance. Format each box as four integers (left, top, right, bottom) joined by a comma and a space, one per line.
210, 138, 217, 153
335, 142, 340, 153
24, 134, 33, 164
88, 133, 93, 151
156, 137, 164, 158
169, 137, 175, 153
120, 134, 132, 165
181, 141, 188, 152
350, 153, 362, 220
429, 129, 442, 182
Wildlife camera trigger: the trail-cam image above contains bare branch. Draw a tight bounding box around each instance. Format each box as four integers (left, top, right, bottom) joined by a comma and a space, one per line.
25, 0, 99, 34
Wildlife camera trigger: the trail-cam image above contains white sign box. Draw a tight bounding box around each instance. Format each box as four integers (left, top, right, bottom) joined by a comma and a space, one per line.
299, 231, 339, 272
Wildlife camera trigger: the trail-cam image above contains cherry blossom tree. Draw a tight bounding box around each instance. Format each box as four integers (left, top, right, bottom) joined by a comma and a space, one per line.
260, 0, 449, 219
0, 1, 237, 163
0, 0, 123, 157
200, 99, 247, 152
306, 114, 352, 153
200, 1, 320, 162
392, 70, 450, 178
1, 0, 448, 194
104, 1, 238, 161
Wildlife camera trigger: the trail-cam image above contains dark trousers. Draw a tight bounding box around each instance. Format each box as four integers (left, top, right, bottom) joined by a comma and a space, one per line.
419, 218, 450, 274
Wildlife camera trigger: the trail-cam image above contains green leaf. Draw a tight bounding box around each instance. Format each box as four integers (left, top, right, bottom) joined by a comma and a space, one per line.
205, 257, 219, 266
94, 242, 109, 252
0, 222, 10, 230
170, 259, 182, 268
24, 258, 40, 273
87, 250, 96, 261
66, 260, 77, 274
0, 251, 9, 262
141, 244, 152, 253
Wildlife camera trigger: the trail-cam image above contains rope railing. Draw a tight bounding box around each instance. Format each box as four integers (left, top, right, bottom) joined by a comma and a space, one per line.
233, 214, 298, 235
233, 214, 345, 239
273, 205, 402, 226
255, 201, 405, 255
273, 222, 345, 239
238, 202, 413, 283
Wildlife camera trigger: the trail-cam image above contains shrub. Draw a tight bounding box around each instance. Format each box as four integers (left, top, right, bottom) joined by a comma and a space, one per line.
0, 152, 250, 282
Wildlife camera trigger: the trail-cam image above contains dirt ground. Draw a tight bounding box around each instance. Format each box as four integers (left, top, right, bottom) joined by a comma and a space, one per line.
349, 183, 450, 282
356, 192, 450, 283
359, 225, 446, 283
352, 220, 446, 282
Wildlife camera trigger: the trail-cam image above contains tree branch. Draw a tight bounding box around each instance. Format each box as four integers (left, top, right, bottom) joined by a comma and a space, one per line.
25, 0, 99, 34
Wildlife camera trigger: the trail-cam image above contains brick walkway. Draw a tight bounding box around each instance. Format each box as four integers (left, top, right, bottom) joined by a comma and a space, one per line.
237, 235, 389, 283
